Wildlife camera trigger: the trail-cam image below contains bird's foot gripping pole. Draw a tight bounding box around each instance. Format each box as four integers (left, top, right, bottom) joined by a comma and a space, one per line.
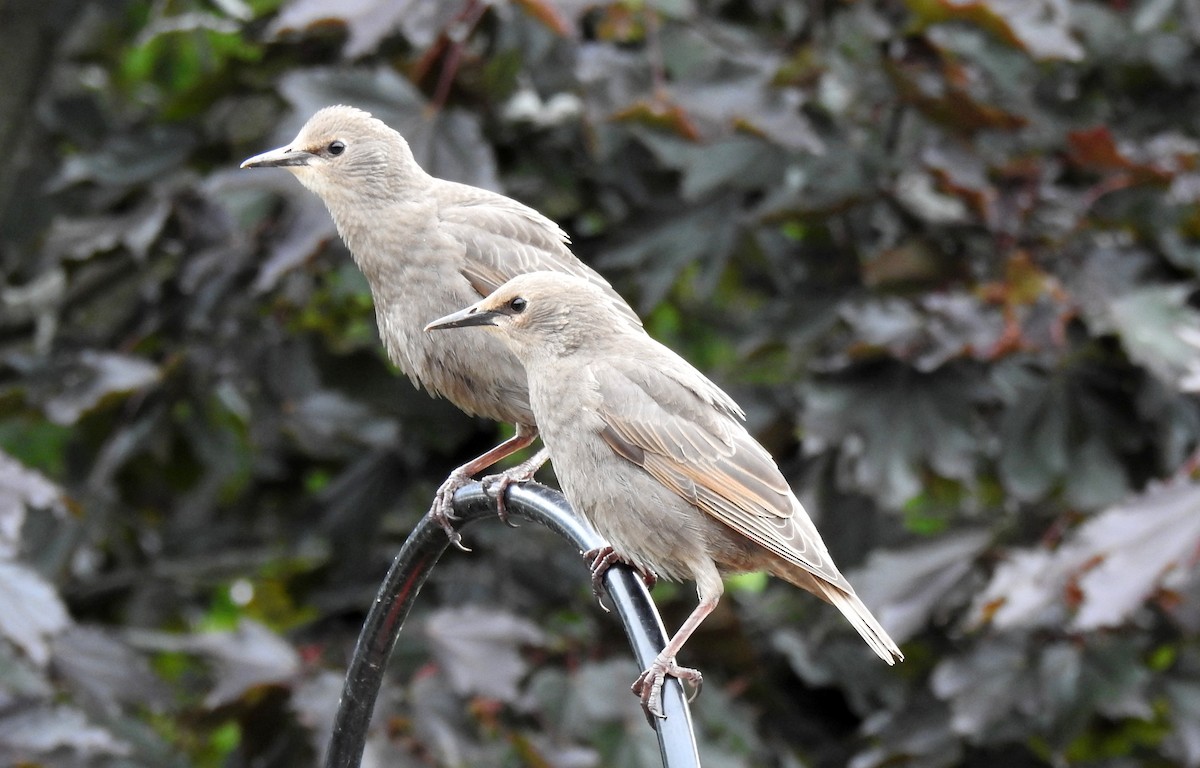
633, 656, 704, 722
583, 545, 657, 612
427, 425, 540, 551
480, 446, 549, 525
429, 469, 474, 551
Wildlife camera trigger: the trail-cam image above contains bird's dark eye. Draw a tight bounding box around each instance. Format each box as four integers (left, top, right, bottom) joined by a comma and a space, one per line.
328, 140, 345, 156
508, 297, 527, 313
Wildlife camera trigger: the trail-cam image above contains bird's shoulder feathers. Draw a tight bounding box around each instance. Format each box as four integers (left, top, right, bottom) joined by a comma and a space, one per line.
434, 184, 641, 325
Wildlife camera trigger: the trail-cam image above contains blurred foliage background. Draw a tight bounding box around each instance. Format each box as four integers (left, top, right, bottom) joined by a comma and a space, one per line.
2, 0, 1200, 765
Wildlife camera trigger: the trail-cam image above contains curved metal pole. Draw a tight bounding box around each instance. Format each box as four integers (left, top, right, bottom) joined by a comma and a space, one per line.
322, 481, 701, 768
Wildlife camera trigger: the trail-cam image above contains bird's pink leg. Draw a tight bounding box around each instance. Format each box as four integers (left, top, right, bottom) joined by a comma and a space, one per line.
430, 423, 538, 550
633, 597, 716, 720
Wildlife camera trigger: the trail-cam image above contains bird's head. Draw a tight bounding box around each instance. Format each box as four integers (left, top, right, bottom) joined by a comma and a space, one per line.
240, 105, 417, 202
424, 272, 635, 360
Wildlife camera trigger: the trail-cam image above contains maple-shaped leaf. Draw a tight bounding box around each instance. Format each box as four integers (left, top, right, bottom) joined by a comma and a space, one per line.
993, 359, 1133, 510
0, 563, 71, 666
267, 0, 460, 57
1070, 479, 1200, 630
425, 605, 546, 703
804, 365, 987, 509
849, 530, 991, 643
906, 0, 1084, 62
1108, 285, 1200, 392
36, 352, 161, 427
970, 478, 1200, 631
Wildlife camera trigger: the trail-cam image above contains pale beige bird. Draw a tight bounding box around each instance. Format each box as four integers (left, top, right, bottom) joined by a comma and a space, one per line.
426, 272, 903, 718
241, 106, 639, 547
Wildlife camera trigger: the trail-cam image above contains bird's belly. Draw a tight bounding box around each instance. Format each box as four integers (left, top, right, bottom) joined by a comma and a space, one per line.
555, 446, 713, 584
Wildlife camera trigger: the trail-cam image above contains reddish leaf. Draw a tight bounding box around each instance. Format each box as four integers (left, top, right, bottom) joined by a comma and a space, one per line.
884, 53, 1028, 135
906, 0, 1083, 62
1068, 126, 1173, 187
512, 0, 574, 37
611, 98, 702, 141
906, 0, 1024, 50
268, 0, 461, 57
594, 4, 644, 43
1068, 126, 1132, 171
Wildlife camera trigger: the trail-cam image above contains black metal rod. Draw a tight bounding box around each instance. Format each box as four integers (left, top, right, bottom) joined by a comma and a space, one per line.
322, 481, 701, 768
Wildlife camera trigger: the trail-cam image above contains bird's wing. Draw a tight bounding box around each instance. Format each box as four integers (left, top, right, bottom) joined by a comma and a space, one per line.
438, 188, 641, 325
594, 356, 853, 592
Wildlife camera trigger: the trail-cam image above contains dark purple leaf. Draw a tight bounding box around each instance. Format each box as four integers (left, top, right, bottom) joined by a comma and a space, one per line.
849, 530, 991, 643
425, 605, 545, 703
43, 199, 170, 262
636, 131, 786, 201
833, 293, 1008, 371
971, 479, 1200, 631
0, 706, 128, 761
50, 625, 169, 715
930, 635, 1031, 739
205, 167, 338, 292
51, 125, 196, 189
128, 620, 300, 707
267, 0, 461, 57
40, 352, 160, 427
803, 366, 986, 508
285, 390, 401, 460
600, 196, 740, 310
993, 360, 1133, 509
0, 562, 71, 666
851, 696, 963, 768
575, 44, 655, 129
907, 0, 1084, 62
0, 450, 65, 560
1107, 286, 1200, 392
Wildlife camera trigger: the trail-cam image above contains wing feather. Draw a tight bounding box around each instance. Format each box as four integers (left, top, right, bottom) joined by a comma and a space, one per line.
595, 359, 853, 592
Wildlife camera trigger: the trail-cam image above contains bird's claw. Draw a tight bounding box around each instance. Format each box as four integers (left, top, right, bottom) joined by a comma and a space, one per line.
584, 545, 622, 612
430, 471, 472, 552
632, 656, 702, 723
446, 528, 469, 552
583, 545, 657, 612
480, 468, 533, 527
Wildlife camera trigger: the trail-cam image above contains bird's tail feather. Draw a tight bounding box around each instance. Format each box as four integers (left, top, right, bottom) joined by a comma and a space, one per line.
813, 580, 904, 665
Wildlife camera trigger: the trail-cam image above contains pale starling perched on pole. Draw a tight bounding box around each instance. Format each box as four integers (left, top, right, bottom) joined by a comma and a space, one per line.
241, 106, 639, 548
426, 272, 903, 719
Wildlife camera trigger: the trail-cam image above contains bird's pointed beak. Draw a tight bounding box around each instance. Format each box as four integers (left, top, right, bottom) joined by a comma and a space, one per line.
240, 145, 314, 169
425, 305, 500, 331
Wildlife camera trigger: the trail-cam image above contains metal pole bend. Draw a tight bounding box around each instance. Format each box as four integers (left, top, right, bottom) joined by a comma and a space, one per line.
322, 481, 701, 768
